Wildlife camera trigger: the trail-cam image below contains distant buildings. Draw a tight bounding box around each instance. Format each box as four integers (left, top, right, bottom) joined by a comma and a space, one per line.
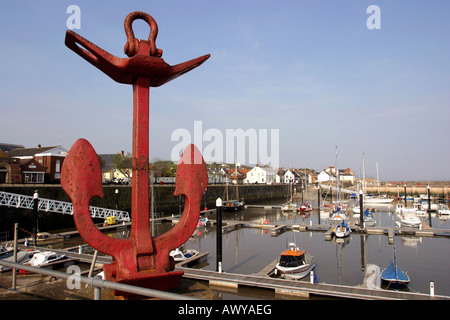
317, 166, 355, 185
0, 142, 356, 186
0, 144, 67, 184
244, 165, 279, 184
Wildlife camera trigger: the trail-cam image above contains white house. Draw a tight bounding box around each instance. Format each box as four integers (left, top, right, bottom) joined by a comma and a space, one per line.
317, 170, 335, 182
244, 166, 279, 184
317, 167, 355, 184
283, 170, 295, 183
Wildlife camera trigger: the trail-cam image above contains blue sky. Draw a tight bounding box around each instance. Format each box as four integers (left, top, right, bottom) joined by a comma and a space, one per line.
1, 1, 449, 181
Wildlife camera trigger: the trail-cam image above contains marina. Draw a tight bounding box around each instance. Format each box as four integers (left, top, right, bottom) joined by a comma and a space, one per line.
2, 197, 450, 300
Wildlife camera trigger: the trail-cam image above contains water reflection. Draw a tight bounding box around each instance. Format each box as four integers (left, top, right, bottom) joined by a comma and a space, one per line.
97, 200, 450, 297
178, 202, 450, 296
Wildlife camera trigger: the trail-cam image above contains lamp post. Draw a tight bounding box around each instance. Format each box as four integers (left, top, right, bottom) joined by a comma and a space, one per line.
216, 197, 223, 273
32, 190, 39, 246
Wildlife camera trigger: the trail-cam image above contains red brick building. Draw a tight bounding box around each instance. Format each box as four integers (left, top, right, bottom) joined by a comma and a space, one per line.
2, 145, 67, 184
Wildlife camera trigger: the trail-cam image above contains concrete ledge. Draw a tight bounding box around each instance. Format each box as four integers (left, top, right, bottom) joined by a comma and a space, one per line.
275, 288, 309, 298
209, 280, 239, 289
415, 230, 434, 237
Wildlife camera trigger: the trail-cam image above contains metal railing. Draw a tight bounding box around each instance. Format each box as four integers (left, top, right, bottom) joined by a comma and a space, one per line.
0, 260, 198, 300
0, 191, 130, 222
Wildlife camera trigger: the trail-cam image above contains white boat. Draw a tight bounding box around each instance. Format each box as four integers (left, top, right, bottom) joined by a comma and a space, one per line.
438, 204, 450, 215
281, 201, 297, 212
329, 207, 347, 221
0, 248, 38, 272
26, 251, 67, 267
395, 203, 417, 215
170, 247, 199, 262
334, 220, 351, 238
364, 194, 394, 204
397, 214, 422, 228
275, 242, 315, 280
420, 202, 439, 211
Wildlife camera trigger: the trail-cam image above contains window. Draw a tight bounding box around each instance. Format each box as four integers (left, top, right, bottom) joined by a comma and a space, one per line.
23, 172, 44, 183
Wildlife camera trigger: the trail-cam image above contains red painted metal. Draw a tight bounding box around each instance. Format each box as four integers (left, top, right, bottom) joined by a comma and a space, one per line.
61, 12, 209, 295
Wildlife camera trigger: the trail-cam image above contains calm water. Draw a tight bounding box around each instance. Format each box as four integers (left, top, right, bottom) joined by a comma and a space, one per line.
10, 199, 448, 299
175, 200, 450, 298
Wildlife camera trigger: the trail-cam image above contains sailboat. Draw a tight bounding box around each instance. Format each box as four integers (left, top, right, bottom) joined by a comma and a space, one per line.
334, 220, 351, 238
223, 163, 245, 212
298, 170, 313, 212
381, 220, 410, 288
281, 181, 297, 212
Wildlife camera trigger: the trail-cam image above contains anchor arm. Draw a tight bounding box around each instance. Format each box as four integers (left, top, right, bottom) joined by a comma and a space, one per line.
154, 144, 208, 252
61, 139, 133, 257
65, 30, 132, 84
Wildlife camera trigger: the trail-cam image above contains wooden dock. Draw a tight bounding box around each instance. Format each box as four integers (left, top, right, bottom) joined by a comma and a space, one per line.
176, 265, 450, 300
15, 243, 450, 300
166, 215, 450, 241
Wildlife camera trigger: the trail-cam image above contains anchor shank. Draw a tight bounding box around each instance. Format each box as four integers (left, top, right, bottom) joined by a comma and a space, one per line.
131, 77, 153, 256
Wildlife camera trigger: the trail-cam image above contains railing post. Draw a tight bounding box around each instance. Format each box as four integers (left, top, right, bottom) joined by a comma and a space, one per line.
12, 223, 18, 290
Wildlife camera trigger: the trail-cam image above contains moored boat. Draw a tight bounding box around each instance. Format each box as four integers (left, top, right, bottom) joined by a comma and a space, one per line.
298, 202, 313, 213
20, 251, 69, 274
381, 260, 410, 288
281, 201, 297, 212
275, 242, 315, 280
26, 232, 65, 245
27, 251, 67, 267
223, 199, 245, 212
170, 247, 199, 262
334, 220, 351, 238
397, 213, 421, 228
0, 248, 38, 272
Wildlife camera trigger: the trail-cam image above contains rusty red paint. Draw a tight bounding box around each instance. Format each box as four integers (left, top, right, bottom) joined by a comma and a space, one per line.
61, 12, 209, 294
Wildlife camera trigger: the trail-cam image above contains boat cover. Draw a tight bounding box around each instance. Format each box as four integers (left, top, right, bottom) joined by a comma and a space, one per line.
381, 261, 410, 283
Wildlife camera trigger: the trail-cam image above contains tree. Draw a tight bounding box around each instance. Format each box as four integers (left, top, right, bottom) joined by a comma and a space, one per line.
151, 159, 177, 177
112, 152, 132, 180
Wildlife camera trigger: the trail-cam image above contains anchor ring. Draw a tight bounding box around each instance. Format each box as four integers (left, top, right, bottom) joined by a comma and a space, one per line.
124, 11, 162, 57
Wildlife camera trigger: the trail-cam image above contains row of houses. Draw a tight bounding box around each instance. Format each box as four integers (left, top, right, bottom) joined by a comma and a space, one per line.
0, 143, 356, 186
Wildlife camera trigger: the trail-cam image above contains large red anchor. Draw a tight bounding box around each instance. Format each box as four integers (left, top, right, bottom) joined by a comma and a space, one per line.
61, 12, 209, 293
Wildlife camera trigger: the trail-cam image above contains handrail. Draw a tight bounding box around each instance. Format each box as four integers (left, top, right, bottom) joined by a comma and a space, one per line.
0, 191, 130, 221
0, 260, 199, 300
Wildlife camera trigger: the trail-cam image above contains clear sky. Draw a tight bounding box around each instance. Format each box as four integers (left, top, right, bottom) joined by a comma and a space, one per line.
1, 1, 449, 181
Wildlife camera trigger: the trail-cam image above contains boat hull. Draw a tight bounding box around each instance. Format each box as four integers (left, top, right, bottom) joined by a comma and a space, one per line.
276, 262, 315, 280
381, 262, 410, 288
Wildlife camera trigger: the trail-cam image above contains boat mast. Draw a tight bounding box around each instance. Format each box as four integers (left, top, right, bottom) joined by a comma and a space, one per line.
376, 161, 380, 195
335, 146, 339, 204
363, 152, 366, 194
235, 162, 239, 202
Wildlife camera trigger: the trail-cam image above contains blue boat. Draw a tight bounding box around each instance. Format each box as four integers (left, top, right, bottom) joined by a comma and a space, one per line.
381, 228, 410, 288
381, 260, 410, 288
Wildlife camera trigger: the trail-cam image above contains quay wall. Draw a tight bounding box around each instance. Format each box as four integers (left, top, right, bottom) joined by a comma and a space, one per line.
0, 184, 289, 236
364, 183, 450, 197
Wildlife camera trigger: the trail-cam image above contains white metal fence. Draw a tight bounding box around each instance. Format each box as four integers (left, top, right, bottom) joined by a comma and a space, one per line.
0, 191, 130, 222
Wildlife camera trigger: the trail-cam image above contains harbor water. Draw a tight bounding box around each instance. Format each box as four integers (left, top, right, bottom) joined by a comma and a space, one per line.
3, 199, 450, 300
168, 200, 450, 298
